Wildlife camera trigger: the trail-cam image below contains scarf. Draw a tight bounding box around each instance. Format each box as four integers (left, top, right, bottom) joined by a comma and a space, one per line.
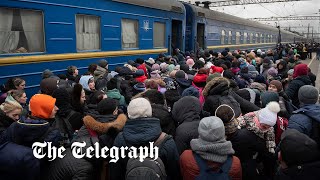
190, 138, 235, 163
238, 112, 276, 153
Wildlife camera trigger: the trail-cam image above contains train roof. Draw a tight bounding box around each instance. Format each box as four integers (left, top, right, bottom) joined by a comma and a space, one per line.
112, 0, 185, 14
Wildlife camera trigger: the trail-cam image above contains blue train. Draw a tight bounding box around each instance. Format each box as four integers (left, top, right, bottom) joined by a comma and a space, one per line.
0, 0, 305, 96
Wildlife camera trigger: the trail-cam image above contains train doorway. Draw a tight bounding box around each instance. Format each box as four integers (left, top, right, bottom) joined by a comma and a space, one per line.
171, 20, 183, 54
197, 23, 205, 50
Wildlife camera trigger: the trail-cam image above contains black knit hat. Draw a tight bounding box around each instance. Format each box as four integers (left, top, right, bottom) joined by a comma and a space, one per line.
261, 91, 279, 108
107, 78, 118, 90
280, 129, 320, 166
97, 98, 119, 115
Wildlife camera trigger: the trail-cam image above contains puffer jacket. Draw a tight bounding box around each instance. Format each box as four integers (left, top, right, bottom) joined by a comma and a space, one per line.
172, 96, 201, 154
288, 104, 320, 144
106, 89, 126, 107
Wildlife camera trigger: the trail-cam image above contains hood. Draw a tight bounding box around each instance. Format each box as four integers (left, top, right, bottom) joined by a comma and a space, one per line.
107, 89, 122, 100
172, 96, 201, 124
5, 118, 51, 147
83, 114, 127, 134
239, 72, 252, 81
79, 75, 94, 91
295, 104, 320, 122
151, 104, 172, 127
123, 117, 161, 146
294, 75, 311, 85
94, 66, 107, 80
249, 82, 267, 92
202, 77, 230, 98
175, 78, 192, 88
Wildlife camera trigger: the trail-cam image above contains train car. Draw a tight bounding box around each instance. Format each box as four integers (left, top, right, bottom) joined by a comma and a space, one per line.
0, 0, 186, 96
183, 3, 305, 53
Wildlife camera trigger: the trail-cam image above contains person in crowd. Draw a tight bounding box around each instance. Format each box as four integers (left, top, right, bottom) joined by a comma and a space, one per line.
308, 67, 316, 87
285, 64, 311, 107
40, 77, 58, 96
70, 84, 86, 115
135, 58, 148, 77
288, 85, 320, 144
180, 116, 242, 180
192, 68, 208, 106
172, 96, 202, 154
138, 89, 175, 136
106, 78, 126, 107
0, 77, 26, 104
42, 69, 54, 79
110, 98, 180, 180
66, 65, 80, 85
174, 70, 192, 95
282, 69, 294, 90
47, 98, 128, 180
0, 101, 22, 134
277, 60, 288, 80
4, 90, 28, 117
276, 129, 320, 179
134, 69, 147, 83
268, 80, 291, 118
79, 75, 97, 103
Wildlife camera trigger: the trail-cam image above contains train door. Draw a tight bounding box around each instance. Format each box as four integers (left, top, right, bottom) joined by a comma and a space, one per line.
171, 20, 183, 54
197, 23, 205, 50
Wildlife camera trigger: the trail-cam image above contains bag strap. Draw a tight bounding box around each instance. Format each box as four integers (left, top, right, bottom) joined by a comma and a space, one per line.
154, 132, 167, 147
193, 152, 211, 173
63, 111, 76, 133
220, 156, 233, 173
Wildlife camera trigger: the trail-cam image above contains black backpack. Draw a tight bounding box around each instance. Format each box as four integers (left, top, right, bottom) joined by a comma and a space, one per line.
193, 152, 233, 180
52, 111, 76, 146
125, 132, 170, 180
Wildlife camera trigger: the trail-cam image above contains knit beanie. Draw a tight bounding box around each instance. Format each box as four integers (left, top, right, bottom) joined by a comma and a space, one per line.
186, 58, 195, 67
150, 70, 161, 79
30, 94, 56, 119
269, 80, 283, 92
268, 67, 278, 77
198, 116, 225, 142
135, 69, 145, 76
97, 98, 119, 115
151, 64, 160, 71
280, 129, 320, 166
175, 70, 187, 79
146, 58, 155, 65
293, 64, 308, 78
215, 105, 238, 135
261, 92, 279, 108
127, 98, 152, 119
98, 59, 108, 68
42, 69, 54, 79
287, 69, 294, 75
259, 102, 280, 126
298, 85, 319, 105
167, 64, 175, 73
160, 63, 168, 72
182, 86, 200, 98
133, 83, 146, 92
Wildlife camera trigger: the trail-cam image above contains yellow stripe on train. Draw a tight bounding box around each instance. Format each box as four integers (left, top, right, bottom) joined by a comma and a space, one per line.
0, 48, 168, 66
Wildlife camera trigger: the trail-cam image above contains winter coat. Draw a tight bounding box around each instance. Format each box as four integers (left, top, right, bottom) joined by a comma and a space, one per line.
0, 141, 40, 180
0, 109, 15, 134
288, 104, 320, 144
46, 114, 127, 180
175, 78, 192, 95
106, 89, 126, 107
180, 150, 242, 180
285, 75, 311, 107
203, 77, 260, 116
275, 161, 320, 180
4, 117, 61, 147
110, 117, 180, 180
135, 75, 147, 83
172, 96, 201, 154
229, 129, 274, 180
151, 104, 176, 136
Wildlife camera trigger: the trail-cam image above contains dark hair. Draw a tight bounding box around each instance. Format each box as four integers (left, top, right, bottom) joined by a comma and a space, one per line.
141, 89, 165, 105
67, 66, 77, 75
88, 64, 98, 74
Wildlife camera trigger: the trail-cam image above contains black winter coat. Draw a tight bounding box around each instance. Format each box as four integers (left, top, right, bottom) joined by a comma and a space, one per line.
151, 104, 176, 136
0, 109, 14, 134
172, 96, 201, 154
275, 161, 320, 180
285, 75, 311, 107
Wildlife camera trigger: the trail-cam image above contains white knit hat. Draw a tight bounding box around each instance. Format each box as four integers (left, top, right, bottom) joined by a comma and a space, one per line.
127, 98, 152, 119
259, 102, 280, 127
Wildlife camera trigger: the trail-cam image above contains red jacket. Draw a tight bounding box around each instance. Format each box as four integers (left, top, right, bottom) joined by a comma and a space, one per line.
180, 150, 242, 180
135, 75, 147, 83
137, 64, 148, 77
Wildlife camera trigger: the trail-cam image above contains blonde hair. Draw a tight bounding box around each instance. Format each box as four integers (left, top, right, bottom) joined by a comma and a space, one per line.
0, 101, 22, 113
10, 90, 25, 101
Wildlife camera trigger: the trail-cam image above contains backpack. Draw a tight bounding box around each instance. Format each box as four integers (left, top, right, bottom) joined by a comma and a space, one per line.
218, 95, 241, 118
52, 110, 76, 146
125, 132, 170, 180
193, 152, 233, 180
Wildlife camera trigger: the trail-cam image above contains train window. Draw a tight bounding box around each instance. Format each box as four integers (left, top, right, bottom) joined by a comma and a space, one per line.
0, 7, 44, 54
236, 32, 240, 44
260, 34, 264, 43
76, 14, 100, 51
265, 35, 268, 43
256, 33, 259, 43
243, 32, 247, 44
153, 22, 165, 48
221, 30, 225, 45
249, 33, 253, 44
228, 31, 232, 44
121, 19, 138, 49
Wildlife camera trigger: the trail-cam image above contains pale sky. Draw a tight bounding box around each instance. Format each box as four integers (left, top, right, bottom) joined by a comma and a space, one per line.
181, 0, 320, 37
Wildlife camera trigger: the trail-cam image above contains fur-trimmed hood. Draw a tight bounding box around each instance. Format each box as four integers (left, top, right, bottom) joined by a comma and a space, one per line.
202, 77, 230, 98
83, 114, 127, 134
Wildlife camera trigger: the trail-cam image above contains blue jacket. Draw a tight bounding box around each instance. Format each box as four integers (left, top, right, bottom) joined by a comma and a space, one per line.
0, 142, 40, 180
288, 104, 320, 143
110, 117, 180, 180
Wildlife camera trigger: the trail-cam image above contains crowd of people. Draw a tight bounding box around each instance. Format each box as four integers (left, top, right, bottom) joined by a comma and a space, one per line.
1, 43, 320, 180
